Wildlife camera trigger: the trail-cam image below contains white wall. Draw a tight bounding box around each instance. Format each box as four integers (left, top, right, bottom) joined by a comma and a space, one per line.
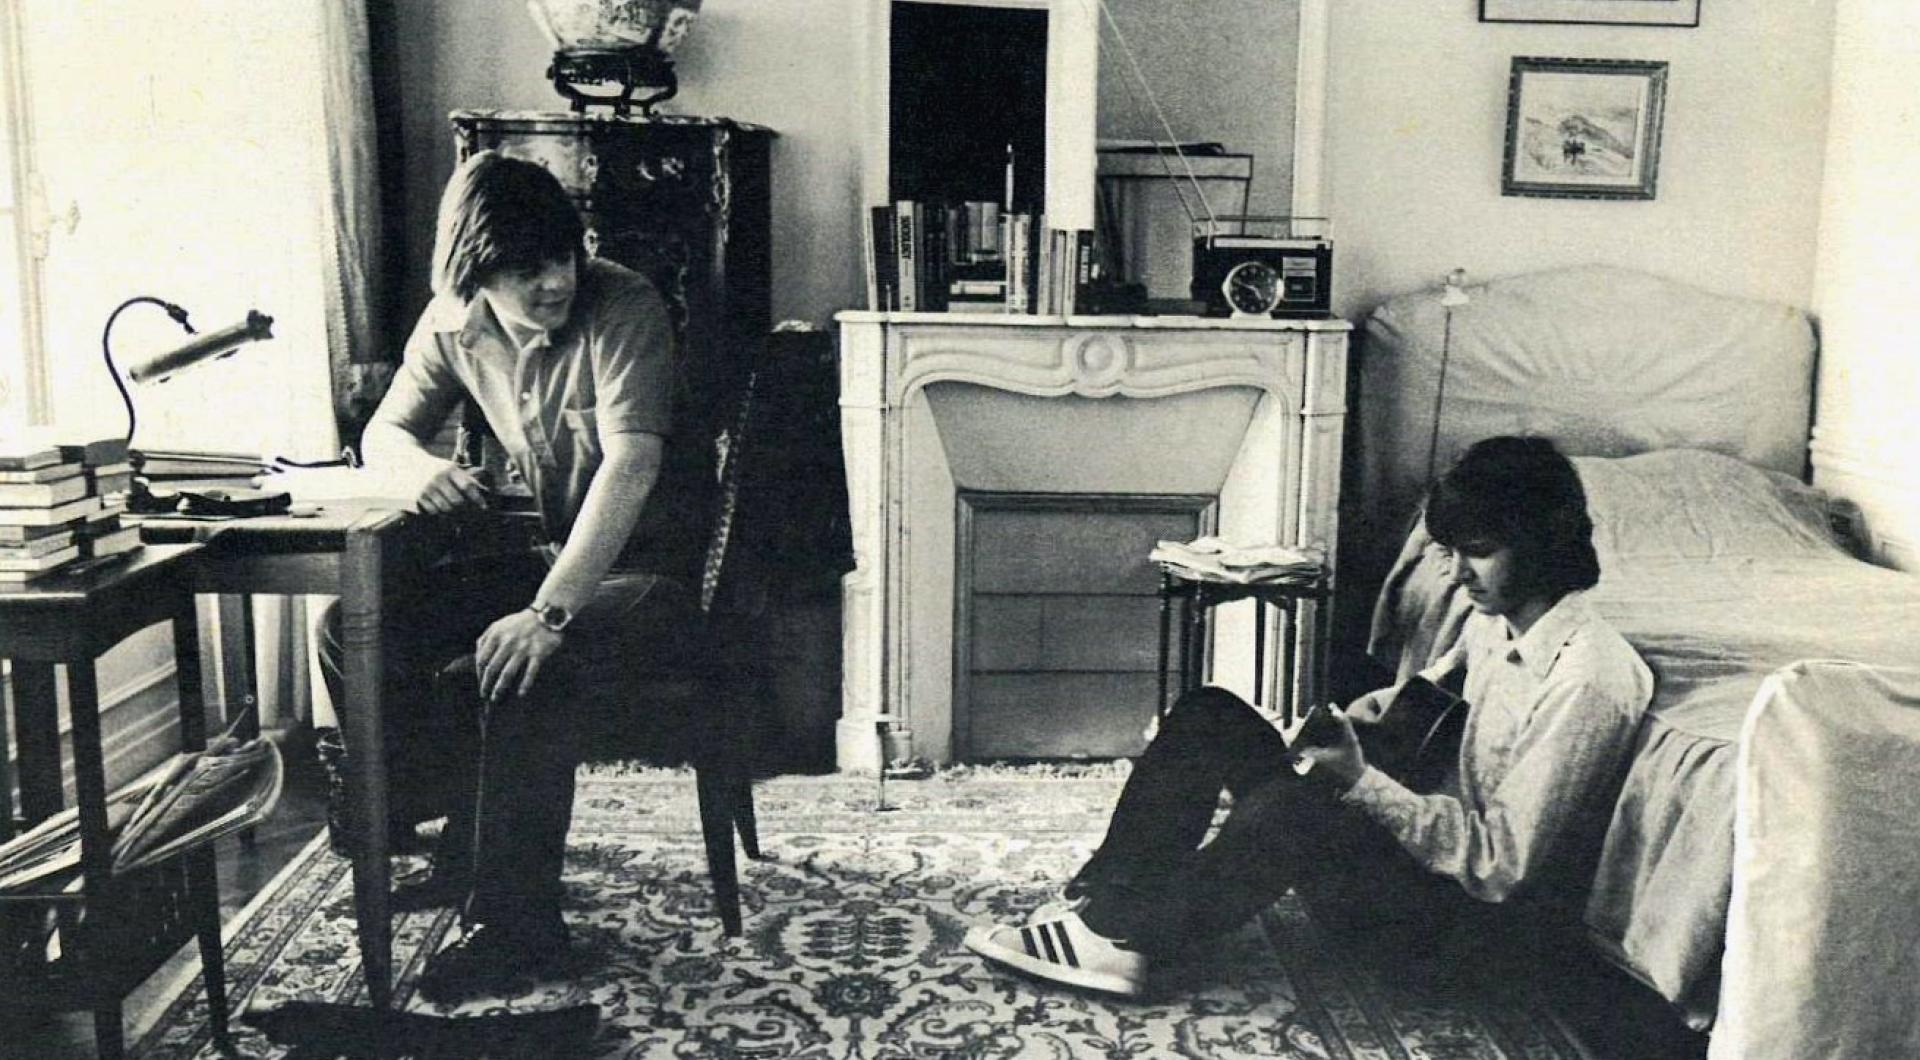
1808, 0, 1920, 569
391, 0, 866, 329
1324, 2, 1836, 320
391, 3, 1840, 327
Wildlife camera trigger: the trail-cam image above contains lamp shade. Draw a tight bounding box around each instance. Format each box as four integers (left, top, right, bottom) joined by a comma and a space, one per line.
127, 310, 275, 385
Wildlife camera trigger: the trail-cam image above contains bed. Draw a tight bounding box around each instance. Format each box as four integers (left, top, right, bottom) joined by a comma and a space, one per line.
1351, 265, 1920, 1059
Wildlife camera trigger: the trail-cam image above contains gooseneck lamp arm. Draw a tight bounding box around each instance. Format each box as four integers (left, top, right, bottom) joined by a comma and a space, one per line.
101, 296, 195, 446
101, 298, 276, 445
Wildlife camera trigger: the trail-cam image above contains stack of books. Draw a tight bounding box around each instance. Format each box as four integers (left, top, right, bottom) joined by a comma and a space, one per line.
0, 431, 141, 582
864, 200, 1101, 316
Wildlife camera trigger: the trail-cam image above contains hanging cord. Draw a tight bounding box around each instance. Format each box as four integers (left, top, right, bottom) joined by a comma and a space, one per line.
1424, 269, 1472, 487
101, 296, 195, 446
1085, 0, 1218, 230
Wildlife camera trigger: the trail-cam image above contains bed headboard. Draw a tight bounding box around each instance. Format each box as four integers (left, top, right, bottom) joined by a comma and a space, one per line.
1339, 264, 1816, 659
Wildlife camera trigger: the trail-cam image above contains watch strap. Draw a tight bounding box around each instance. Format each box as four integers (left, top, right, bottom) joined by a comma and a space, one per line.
528, 603, 572, 632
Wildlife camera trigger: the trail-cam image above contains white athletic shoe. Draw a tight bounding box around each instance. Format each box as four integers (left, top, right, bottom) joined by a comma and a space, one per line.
965, 909, 1148, 997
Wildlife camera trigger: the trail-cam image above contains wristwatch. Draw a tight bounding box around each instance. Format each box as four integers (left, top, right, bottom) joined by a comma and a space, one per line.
528, 602, 574, 633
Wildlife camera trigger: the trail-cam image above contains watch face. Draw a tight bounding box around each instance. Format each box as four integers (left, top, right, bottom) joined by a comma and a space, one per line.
1223, 260, 1283, 317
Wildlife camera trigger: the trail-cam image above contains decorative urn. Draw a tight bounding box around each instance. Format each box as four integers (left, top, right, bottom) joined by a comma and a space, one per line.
526, 0, 704, 116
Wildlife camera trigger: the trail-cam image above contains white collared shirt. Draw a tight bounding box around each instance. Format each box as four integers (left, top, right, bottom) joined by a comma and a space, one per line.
1341, 591, 1653, 903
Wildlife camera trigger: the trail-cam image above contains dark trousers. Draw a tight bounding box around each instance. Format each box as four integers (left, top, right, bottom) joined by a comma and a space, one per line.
318, 549, 702, 929
1073, 686, 1510, 966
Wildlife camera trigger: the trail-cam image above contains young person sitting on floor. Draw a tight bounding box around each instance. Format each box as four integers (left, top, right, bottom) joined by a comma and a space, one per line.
966, 435, 1653, 997
317, 150, 711, 1002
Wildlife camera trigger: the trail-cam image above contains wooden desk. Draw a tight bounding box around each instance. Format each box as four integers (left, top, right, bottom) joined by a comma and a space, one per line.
0, 544, 225, 1059
138, 502, 442, 1011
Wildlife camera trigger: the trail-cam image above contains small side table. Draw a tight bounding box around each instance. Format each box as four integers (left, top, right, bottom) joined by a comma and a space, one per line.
0, 545, 229, 1060
1156, 570, 1333, 728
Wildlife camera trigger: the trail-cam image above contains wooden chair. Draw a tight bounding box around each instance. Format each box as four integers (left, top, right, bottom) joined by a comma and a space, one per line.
670, 365, 768, 935
523, 364, 768, 936
412, 368, 769, 936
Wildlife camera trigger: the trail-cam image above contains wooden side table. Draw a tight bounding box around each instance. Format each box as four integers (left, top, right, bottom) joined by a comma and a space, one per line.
0, 545, 229, 1060
1156, 570, 1333, 728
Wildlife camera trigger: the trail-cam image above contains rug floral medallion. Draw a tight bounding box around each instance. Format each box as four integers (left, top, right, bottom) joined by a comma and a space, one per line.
133, 772, 1582, 1059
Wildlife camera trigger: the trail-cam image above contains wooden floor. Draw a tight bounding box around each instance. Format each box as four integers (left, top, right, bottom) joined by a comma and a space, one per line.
15, 734, 1708, 1060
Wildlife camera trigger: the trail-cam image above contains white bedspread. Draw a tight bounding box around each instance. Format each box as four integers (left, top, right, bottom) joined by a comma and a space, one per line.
1712, 661, 1920, 1060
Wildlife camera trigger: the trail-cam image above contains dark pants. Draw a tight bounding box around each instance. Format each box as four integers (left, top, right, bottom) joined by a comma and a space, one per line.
1073, 686, 1515, 969
317, 548, 702, 929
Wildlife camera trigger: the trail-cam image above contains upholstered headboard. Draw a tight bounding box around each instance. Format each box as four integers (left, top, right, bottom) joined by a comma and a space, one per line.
1338, 264, 1817, 668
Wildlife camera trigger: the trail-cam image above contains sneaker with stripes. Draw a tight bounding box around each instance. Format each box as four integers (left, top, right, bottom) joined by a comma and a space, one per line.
964, 909, 1148, 997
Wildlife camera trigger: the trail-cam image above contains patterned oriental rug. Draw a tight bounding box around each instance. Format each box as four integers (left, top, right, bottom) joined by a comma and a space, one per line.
132, 769, 1584, 1059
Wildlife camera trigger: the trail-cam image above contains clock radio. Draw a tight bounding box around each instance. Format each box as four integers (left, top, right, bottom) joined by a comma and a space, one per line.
1191, 218, 1332, 318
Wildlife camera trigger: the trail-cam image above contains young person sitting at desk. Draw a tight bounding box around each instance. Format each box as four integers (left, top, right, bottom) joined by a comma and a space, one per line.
966, 435, 1652, 997
317, 150, 711, 1002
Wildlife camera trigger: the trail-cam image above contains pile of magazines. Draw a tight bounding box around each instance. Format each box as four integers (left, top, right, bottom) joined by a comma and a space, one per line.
0, 721, 282, 895
1149, 536, 1326, 587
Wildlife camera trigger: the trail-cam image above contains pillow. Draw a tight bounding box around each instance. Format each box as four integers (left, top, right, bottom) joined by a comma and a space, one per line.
1572, 450, 1839, 562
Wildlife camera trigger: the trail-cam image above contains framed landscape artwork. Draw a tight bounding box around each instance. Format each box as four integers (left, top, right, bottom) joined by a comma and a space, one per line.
1501, 57, 1668, 200
1481, 0, 1701, 27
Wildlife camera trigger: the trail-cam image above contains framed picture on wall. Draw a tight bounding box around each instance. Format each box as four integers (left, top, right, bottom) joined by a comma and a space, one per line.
1481, 0, 1701, 27
1501, 56, 1668, 200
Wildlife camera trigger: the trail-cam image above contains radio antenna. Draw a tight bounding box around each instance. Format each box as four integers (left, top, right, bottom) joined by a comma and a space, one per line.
1087, 0, 1218, 229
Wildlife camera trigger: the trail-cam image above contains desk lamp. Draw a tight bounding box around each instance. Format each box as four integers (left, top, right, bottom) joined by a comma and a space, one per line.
100, 296, 276, 512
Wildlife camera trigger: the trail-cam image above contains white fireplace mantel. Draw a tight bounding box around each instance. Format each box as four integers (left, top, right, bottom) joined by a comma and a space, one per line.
835, 312, 1350, 770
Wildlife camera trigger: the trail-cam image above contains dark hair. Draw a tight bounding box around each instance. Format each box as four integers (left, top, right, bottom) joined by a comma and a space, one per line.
430, 151, 584, 302
1425, 435, 1600, 599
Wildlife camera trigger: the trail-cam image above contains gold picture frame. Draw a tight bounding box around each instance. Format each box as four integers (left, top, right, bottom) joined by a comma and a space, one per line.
1501, 57, 1668, 200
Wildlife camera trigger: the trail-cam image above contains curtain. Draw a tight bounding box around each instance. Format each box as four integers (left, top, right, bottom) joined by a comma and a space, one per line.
17, 1, 374, 734
320, 0, 394, 450
303, 0, 389, 730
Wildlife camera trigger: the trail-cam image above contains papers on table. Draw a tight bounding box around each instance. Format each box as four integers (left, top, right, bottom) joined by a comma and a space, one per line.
259, 464, 431, 511
1149, 535, 1325, 587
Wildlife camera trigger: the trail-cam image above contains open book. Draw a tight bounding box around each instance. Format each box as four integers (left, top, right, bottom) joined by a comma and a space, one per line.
0, 719, 283, 893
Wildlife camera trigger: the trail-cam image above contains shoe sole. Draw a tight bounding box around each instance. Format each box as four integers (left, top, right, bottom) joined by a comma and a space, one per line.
963, 925, 1143, 998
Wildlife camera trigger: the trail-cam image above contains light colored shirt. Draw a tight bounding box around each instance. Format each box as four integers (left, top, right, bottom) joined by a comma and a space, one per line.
1341, 591, 1653, 903
375, 258, 707, 578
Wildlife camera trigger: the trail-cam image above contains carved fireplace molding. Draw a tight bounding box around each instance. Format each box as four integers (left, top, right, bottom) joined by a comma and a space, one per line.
834, 313, 1351, 770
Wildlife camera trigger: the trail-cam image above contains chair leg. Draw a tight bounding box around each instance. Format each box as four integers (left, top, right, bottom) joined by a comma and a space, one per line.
732, 771, 763, 861
694, 762, 743, 936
